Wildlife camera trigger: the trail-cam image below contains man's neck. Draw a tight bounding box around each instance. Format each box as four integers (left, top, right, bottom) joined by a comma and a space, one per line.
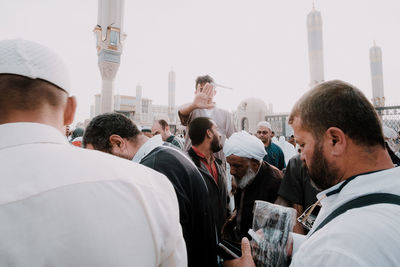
264, 139, 271, 147
339, 146, 394, 183
195, 143, 214, 165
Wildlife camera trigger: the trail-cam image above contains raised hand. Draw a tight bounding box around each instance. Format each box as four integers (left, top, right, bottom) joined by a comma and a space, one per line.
193, 82, 215, 110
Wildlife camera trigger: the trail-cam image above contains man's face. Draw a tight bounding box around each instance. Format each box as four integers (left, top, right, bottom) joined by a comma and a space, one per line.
210, 124, 222, 153
65, 125, 71, 137
85, 137, 135, 161
288, 136, 296, 146
152, 122, 167, 141
256, 126, 271, 145
226, 155, 257, 189
292, 117, 341, 190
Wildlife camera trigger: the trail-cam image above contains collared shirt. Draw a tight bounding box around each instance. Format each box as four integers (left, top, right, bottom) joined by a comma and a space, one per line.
263, 142, 286, 170
166, 135, 185, 150
0, 122, 186, 267
291, 167, 400, 266
191, 146, 218, 183
132, 134, 164, 163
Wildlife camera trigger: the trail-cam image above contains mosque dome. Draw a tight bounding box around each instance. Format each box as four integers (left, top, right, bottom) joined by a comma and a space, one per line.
236, 97, 269, 133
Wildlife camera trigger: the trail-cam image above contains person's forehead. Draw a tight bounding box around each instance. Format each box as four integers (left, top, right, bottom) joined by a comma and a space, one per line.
292, 117, 313, 140
257, 126, 270, 131
227, 154, 247, 164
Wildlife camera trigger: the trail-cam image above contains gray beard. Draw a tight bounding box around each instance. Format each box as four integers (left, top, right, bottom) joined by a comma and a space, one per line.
235, 167, 257, 189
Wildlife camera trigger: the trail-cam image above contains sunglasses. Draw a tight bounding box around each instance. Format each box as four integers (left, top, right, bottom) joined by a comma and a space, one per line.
297, 197, 324, 231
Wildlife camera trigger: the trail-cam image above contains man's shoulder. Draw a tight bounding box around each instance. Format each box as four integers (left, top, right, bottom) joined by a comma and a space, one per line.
295, 205, 400, 266
260, 162, 283, 178
65, 147, 174, 189
145, 145, 197, 171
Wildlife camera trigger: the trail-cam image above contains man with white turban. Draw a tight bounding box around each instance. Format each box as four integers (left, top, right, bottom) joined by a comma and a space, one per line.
223, 131, 282, 242
255, 121, 286, 170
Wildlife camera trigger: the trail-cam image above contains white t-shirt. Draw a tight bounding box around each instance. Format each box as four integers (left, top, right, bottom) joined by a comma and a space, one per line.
291, 167, 400, 266
0, 122, 187, 267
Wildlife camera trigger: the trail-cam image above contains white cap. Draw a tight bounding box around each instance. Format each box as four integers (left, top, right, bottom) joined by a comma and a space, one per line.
257, 121, 272, 130
0, 39, 70, 93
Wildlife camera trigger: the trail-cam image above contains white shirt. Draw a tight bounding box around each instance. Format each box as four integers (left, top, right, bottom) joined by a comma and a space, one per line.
291, 167, 400, 266
0, 123, 187, 267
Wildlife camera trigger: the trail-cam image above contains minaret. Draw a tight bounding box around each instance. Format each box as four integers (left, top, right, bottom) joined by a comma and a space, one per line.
136, 83, 142, 115
307, 4, 324, 87
168, 68, 176, 123
94, 0, 126, 114
370, 41, 385, 107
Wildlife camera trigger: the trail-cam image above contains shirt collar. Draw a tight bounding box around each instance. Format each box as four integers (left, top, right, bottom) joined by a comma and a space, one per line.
132, 134, 164, 163
166, 135, 175, 143
191, 146, 206, 159
0, 122, 69, 150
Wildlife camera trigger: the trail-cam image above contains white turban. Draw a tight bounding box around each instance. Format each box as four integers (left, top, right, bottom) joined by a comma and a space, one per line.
223, 131, 267, 161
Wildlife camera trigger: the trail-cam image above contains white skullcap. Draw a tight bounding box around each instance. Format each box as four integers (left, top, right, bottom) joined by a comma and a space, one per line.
0, 39, 70, 93
257, 121, 272, 130
223, 131, 267, 161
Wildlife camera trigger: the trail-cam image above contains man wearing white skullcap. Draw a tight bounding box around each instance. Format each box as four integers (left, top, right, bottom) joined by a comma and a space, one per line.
0, 39, 186, 266
223, 131, 282, 242
255, 121, 286, 170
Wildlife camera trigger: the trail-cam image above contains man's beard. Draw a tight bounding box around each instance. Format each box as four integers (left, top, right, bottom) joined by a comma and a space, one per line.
211, 134, 222, 153
234, 166, 257, 189
307, 142, 341, 191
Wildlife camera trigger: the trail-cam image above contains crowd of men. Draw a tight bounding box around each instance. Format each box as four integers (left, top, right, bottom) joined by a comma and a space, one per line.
1, 38, 400, 267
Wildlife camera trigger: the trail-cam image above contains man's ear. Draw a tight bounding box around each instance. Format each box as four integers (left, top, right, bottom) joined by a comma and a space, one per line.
64, 96, 77, 126
325, 127, 346, 156
109, 134, 126, 150
206, 129, 213, 139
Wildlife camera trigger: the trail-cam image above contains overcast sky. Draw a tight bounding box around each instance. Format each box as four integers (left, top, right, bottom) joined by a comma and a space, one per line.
2, 0, 399, 124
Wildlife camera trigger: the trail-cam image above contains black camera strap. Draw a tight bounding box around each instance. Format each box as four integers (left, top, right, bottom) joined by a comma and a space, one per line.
310, 193, 400, 237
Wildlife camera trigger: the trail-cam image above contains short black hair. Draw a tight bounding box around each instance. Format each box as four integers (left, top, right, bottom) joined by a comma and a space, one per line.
83, 113, 140, 152
157, 119, 169, 130
189, 117, 214, 146
289, 80, 385, 148
0, 74, 67, 116
195, 75, 214, 88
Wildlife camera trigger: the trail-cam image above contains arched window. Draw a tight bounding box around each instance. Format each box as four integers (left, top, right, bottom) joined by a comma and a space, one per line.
241, 117, 249, 131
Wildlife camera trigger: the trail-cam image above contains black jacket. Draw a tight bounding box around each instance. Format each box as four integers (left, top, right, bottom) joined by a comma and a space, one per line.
141, 145, 218, 267
187, 147, 228, 238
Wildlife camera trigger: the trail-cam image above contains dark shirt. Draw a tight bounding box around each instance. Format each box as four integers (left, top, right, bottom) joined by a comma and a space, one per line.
166, 135, 184, 150
278, 154, 320, 216
234, 162, 282, 241
263, 142, 286, 170
140, 146, 217, 267
188, 147, 228, 238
